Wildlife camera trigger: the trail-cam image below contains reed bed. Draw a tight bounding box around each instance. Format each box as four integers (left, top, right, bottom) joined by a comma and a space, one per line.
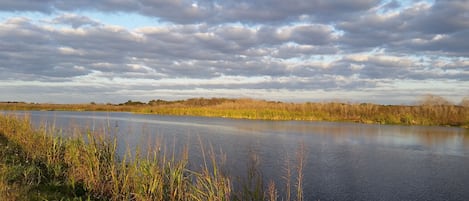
0, 114, 306, 201
2, 95, 468, 127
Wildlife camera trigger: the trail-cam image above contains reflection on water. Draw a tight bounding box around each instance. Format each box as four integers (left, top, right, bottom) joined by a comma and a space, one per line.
3, 110, 469, 201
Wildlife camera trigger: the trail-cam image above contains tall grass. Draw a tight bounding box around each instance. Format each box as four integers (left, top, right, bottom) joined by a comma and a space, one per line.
0, 136, 23, 201
0, 114, 307, 201
281, 143, 306, 201
2, 96, 468, 127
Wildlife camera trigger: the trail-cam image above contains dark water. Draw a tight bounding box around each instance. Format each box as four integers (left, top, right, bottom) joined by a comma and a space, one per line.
3, 111, 469, 201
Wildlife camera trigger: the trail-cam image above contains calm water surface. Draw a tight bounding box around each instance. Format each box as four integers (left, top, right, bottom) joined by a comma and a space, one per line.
3, 111, 469, 201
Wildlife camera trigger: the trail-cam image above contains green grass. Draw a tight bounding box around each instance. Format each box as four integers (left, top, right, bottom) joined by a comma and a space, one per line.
0, 114, 306, 201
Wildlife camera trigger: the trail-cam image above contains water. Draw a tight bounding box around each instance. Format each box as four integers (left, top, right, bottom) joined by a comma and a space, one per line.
3, 110, 469, 201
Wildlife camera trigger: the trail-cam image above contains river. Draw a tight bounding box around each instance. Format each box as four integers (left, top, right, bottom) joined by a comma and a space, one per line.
3, 110, 469, 201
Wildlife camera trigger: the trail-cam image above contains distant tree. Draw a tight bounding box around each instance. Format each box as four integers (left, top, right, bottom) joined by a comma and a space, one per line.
460, 97, 469, 107
121, 100, 145, 106
418, 94, 453, 106
148, 99, 169, 105
184, 98, 230, 106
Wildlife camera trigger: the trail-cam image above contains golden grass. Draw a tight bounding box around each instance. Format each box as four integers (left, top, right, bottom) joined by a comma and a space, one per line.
2, 96, 468, 127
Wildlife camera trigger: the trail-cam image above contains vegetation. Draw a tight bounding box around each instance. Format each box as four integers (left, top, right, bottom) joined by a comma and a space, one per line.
1, 95, 469, 127
0, 114, 306, 200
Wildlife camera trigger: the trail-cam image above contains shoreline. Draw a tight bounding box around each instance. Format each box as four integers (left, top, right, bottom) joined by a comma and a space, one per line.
1, 100, 468, 128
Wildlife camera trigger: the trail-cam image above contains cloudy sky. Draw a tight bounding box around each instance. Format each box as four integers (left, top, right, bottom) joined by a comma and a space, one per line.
0, 0, 468, 104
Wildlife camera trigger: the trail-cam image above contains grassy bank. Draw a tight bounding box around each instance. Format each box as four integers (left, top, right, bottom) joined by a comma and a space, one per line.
0, 114, 305, 201
1, 96, 469, 127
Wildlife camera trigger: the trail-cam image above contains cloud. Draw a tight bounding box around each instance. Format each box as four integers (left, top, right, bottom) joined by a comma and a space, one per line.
0, 0, 379, 24
0, 0, 468, 103
51, 13, 102, 28
0, 15, 363, 91
336, 0, 469, 56
273, 44, 338, 59
408, 0, 469, 34
0, 0, 54, 12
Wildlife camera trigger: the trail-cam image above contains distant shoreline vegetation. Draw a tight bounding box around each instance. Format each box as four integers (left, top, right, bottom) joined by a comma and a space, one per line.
1, 95, 468, 128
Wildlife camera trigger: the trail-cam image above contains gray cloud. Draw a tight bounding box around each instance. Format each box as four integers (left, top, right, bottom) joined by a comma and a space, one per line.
0, 0, 379, 24
409, 0, 469, 34
337, 0, 469, 55
273, 44, 339, 59
0, 0, 54, 12
381, 0, 401, 12
51, 14, 102, 28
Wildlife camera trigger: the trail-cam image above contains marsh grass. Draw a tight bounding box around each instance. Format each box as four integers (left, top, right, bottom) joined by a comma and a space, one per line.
0, 135, 23, 201
279, 143, 307, 201
0, 114, 308, 201
295, 143, 307, 201
2, 96, 468, 127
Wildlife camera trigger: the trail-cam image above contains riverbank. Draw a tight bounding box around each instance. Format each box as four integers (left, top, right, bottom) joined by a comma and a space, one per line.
1, 98, 468, 128
0, 114, 305, 201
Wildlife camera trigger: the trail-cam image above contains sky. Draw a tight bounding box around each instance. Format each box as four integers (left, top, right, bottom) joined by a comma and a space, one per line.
0, 0, 468, 104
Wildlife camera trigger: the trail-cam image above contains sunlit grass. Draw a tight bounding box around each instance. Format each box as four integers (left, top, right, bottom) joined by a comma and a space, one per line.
2, 96, 468, 127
